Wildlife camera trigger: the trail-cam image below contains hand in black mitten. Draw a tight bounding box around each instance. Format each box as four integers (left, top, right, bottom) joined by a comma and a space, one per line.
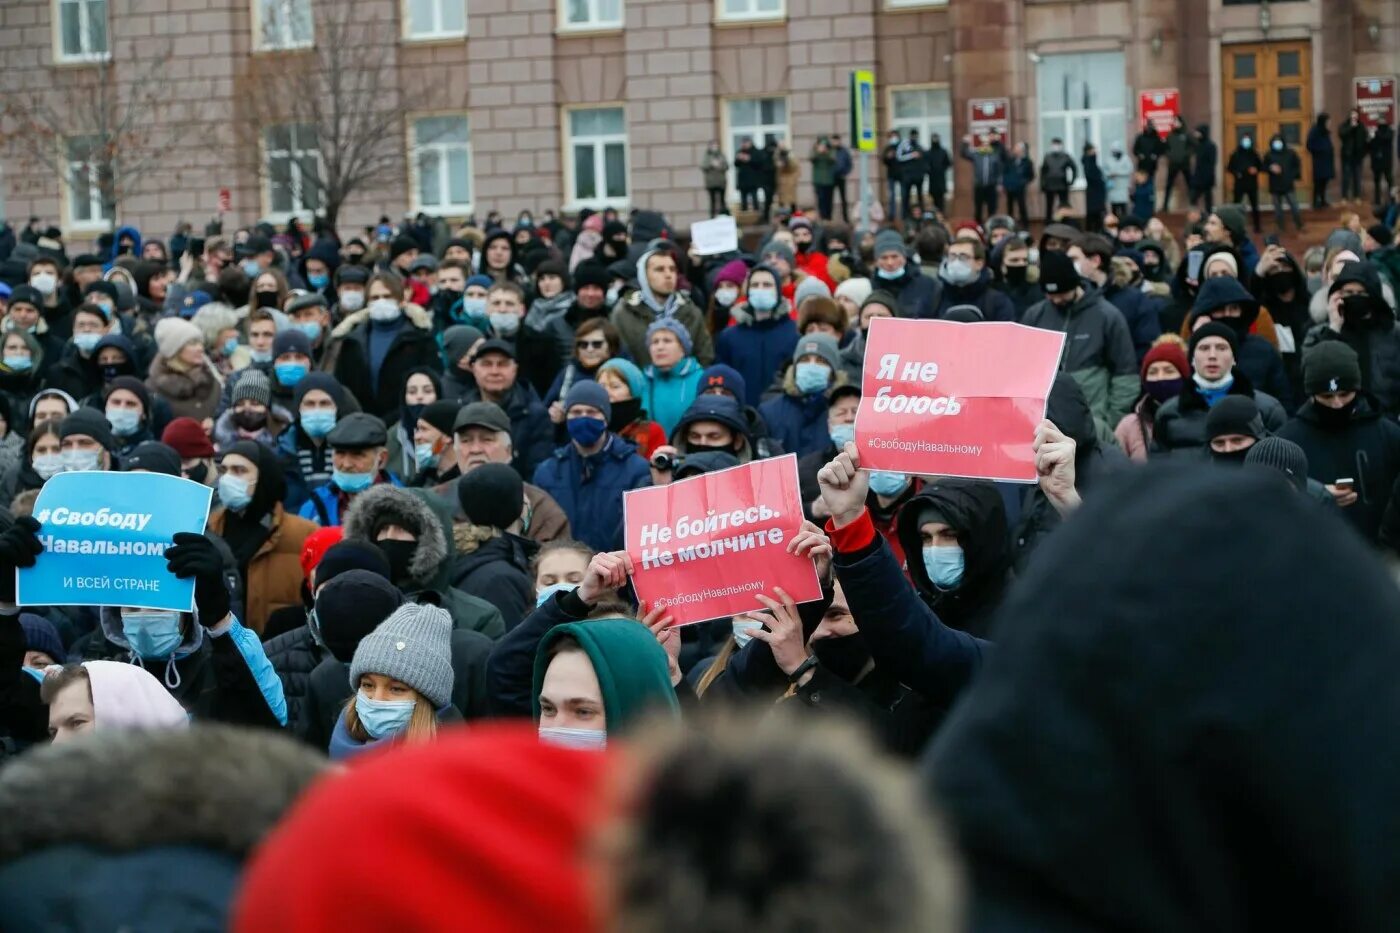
165, 532, 230, 625
0, 516, 43, 602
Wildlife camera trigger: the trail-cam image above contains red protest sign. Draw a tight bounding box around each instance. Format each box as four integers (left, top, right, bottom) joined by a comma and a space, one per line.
1355, 76, 1396, 130
623, 454, 821, 627
218, 188, 231, 213
854, 318, 1065, 482
1139, 88, 1180, 139
968, 97, 1010, 147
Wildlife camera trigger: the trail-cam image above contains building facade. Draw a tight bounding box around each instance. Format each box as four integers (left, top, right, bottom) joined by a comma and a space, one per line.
0, 0, 1395, 244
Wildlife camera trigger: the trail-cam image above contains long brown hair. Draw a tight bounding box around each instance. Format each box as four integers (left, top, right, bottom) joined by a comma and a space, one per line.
342, 690, 438, 744
694, 637, 738, 697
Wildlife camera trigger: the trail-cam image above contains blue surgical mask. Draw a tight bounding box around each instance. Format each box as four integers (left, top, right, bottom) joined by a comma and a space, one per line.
3, 355, 31, 372
489, 312, 520, 336
794, 362, 832, 394
829, 422, 855, 449
566, 416, 607, 447
747, 288, 779, 314
339, 290, 365, 313
241, 259, 262, 278
123, 609, 184, 659
275, 362, 309, 387
301, 409, 336, 438
1271, 140, 1283, 151
294, 321, 323, 342
414, 442, 440, 469
218, 473, 252, 510
536, 582, 578, 607
923, 545, 965, 590
73, 332, 101, 354
538, 726, 607, 750
60, 448, 100, 473
333, 469, 374, 493
222, 337, 240, 357
877, 265, 904, 280
732, 618, 763, 647
32, 453, 64, 479
308, 273, 330, 290
354, 694, 416, 740
461, 296, 488, 322
106, 406, 141, 437
250, 349, 272, 364
1242, 138, 1253, 150
868, 470, 909, 497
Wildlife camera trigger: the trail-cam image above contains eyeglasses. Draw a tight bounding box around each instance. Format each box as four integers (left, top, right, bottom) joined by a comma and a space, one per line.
575, 339, 608, 351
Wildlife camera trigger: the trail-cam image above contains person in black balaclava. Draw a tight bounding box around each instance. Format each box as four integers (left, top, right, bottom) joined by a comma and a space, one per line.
1302, 260, 1400, 419
929, 465, 1400, 931
1203, 394, 1266, 465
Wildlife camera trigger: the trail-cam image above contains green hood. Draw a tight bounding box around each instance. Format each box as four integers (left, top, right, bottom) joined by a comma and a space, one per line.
531, 619, 680, 735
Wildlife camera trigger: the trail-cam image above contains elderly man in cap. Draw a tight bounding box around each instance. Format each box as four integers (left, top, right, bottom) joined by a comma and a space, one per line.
870, 229, 937, 319
297, 413, 401, 527
460, 338, 552, 479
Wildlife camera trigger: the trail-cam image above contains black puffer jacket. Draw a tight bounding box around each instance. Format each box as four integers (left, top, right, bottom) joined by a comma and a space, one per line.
929, 465, 1400, 930
263, 623, 323, 741
1302, 306, 1400, 420
447, 532, 538, 632
1152, 369, 1287, 455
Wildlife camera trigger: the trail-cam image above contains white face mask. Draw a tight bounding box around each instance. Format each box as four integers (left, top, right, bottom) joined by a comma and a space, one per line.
538, 726, 607, 750
29, 272, 57, 296
339, 290, 366, 312
715, 287, 739, 308
489, 311, 520, 336
368, 298, 401, 322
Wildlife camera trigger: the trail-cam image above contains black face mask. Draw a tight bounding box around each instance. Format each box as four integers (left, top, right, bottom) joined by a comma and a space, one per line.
101, 361, 134, 382
1340, 294, 1380, 327
1215, 314, 1251, 340
375, 539, 417, 584
185, 461, 208, 484
1142, 263, 1163, 282
1004, 265, 1028, 286
255, 291, 279, 309
812, 633, 872, 684
607, 397, 642, 432
1313, 400, 1356, 427
1210, 446, 1251, 467
232, 409, 266, 431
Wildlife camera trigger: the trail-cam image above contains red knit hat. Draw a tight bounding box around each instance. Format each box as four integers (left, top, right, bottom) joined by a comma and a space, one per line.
299, 525, 344, 580
1140, 340, 1189, 381
233, 724, 615, 933
160, 416, 214, 458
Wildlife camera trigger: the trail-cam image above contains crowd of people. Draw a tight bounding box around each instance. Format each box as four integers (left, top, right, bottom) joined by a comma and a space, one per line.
1, 167, 1400, 927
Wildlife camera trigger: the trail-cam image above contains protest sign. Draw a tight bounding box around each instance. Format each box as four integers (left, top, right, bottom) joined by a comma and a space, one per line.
854, 317, 1065, 482
690, 215, 739, 256
17, 471, 213, 612
624, 454, 821, 627
1139, 88, 1180, 139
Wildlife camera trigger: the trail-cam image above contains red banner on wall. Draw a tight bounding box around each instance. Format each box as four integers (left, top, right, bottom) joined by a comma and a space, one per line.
854, 318, 1065, 483
623, 454, 821, 627
968, 98, 1010, 147
1355, 76, 1397, 130
1139, 88, 1181, 140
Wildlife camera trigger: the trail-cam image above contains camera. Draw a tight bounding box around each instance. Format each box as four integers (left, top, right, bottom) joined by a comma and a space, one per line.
651, 452, 679, 473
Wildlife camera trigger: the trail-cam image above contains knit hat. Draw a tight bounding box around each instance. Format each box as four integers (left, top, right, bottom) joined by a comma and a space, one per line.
861, 290, 899, 313
1303, 341, 1362, 395
418, 400, 460, 436
1367, 224, 1394, 249
273, 328, 313, 360
6, 285, 42, 312
835, 277, 873, 308
562, 379, 611, 421
532, 619, 680, 733
1140, 340, 1189, 381
232, 369, 272, 407
760, 239, 795, 270
1245, 436, 1309, 492
316, 540, 393, 590
1189, 321, 1239, 359
797, 297, 846, 334
161, 417, 214, 458
645, 318, 693, 356
788, 214, 813, 232
408, 255, 439, 274
59, 408, 115, 452
794, 276, 832, 308
122, 441, 181, 476
442, 325, 484, 367
154, 317, 203, 359
1202, 251, 1239, 279
389, 235, 419, 261
348, 603, 453, 708
792, 333, 841, 371
572, 261, 611, 292
20, 613, 65, 664
873, 229, 905, 258
1039, 250, 1080, 295
1212, 206, 1246, 244
83, 280, 119, 310
1205, 395, 1265, 442
293, 372, 347, 410
714, 259, 749, 287
699, 364, 746, 402
599, 358, 645, 398
457, 463, 523, 531
299, 526, 345, 581
464, 273, 494, 291
103, 375, 151, 414
317, 570, 404, 665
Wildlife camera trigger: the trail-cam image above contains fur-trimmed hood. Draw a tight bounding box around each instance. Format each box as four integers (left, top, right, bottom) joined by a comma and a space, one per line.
341, 483, 449, 585
330, 301, 432, 340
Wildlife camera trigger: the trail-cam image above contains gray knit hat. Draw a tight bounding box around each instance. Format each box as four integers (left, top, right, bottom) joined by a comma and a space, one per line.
792, 332, 841, 372
232, 368, 272, 407
793, 275, 832, 307
873, 229, 906, 258
348, 603, 454, 708
1245, 436, 1309, 492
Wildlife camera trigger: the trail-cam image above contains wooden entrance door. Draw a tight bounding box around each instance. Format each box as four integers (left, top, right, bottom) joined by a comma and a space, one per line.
1222, 40, 1313, 196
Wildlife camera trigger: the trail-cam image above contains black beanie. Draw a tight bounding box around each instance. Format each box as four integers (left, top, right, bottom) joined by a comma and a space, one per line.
1205, 395, 1265, 441
314, 569, 404, 664
1039, 250, 1080, 295
419, 400, 461, 436
1189, 321, 1239, 359
389, 235, 419, 261
573, 261, 611, 291
456, 463, 523, 530
1303, 341, 1362, 396
315, 540, 392, 589
59, 408, 115, 452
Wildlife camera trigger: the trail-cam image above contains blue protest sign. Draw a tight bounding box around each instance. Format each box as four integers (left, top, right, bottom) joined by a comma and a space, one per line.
17, 471, 213, 612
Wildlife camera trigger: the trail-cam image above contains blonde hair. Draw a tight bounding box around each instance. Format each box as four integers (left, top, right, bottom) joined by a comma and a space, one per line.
342, 692, 438, 744
694, 636, 738, 698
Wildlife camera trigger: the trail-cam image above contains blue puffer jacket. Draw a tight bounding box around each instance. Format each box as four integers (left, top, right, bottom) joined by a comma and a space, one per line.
297, 474, 405, 527
758, 368, 850, 458
714, 310, 799, 408
531, 434, 651, 552
641, 357, 704, 436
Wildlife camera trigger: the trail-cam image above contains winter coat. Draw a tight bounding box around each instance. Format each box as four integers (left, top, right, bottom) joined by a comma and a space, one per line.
1102, 282, 1163, 362
1083, 154, 1107, 213
810, 143, 836, 187
895, 139, 926, 185
1164, 125, 1194, 168
1114, 398, 1157, 462
1151, 371, 1286, 454
758, 367, 852, 458
877, 263, 940, 320
518, 291, 576, 395
460, 381, 554, 480
329, 303, 441, 419
609, 289, 714, 367
448, 532, 537, 632
714, 314, 799, 408
1227, 146, 1263, 190
734, 146, 765, 191
1133, 127, 1164, 171
1339, 118, 1368, 162
1039, 150, 1077, 193
961, 143, 1004, 189
1190, 131, 1218, 189
1372, 124, 1396, 171
144, 354, 223, 423
932, 268, 1017, 322
641, 357, 704, 436
1303, 318, 1400, 419
776, 148, 801, 205
701, 149, 729, 189
1021, 288, 1140, 428
1103, 150, 1134, 203
925, 143, 952, 191
1002, 155, 1034, 195
1307, 122, 1336, 181
206, 503, 314, 637
262, 623, 322, 741
531, 434, 651, 552
1263, 144, 1301, 194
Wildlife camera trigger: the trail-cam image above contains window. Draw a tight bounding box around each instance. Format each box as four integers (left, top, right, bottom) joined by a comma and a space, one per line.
723, 96, 788, 198
560, 0, 622, 30
56, 0, 109, 60
411, 116, 472, 214
565, 107, 628, 208
716, 0, 782, 22
890, 86, 953, 191
65, 136, 113, 228
885, 0, 947, 7
264, 124, 321, 217
256, 0, 313, 50
1036, 51, 1126, 190
404, 0, 466, 39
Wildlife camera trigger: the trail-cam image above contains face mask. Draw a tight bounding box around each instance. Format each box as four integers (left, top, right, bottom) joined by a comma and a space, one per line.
221, 337, 240, 357
811, 633, 871, 683
375, 539, 417, 583
489, 312, 520, 336
333, 469, 375, 493
567, 416, 607, 447
1271, 140, 1283, 151
733, 618, 763, 647
794, 362, 831, 394
1004, 266, 1028, 286
250, 349, 272, 364
1340, 294, 1379, 326
106, 407, 141, 437
876, 265, 903, 280
1211, 446, 1251, 467
294, 321, 323, 343
339, 290, 366, 312
460, 296, 488, 322
538, 726, 607, 750
61, 448, 100, 473
414, 442, 440, 470
301, 409, 336, 438
606, 285, 622, 306
32, 453, 64, 480
939, 258, 977, 286
254, 291, 279, 310
94, 300, 115, 318
308, 273, 330, 290
923, 544, 965, 589
218, 473, 253, 510
368, 298, 402, 323
29, 272, 57, 295
241, 259, 262, 278
275, 362, 309, 386
715, 287, 739, 308
1313, 400, 1356, 427
123, 609, 184, 659
1242, 138, 1253, 150
73, 332, 101, 354
829, 422, 855, 449
1144, 377, 1184, 403
232, 408, 266, 432
4, 319, 36, 335
536, 582, 578, 607
185, 460, 209, 484
3, 355, 31, 372
354, 694, 416, 740
868, 470, 908, 497
747, 288, 779, 314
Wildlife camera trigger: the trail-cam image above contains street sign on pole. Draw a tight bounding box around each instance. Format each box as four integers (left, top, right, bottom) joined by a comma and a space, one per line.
850, 69, 877, 234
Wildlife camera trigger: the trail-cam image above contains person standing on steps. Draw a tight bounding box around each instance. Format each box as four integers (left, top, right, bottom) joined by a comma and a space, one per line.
700, 141, 729, 217
1307, 114, 1335, 209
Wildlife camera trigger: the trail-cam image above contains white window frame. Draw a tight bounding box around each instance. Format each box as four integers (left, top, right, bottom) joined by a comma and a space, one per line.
562, 105, 630, 211
63, 136, 114, 232
557, 0, 623, 33
720, 95, 790, 201
262, 123, 322, 223
884, 0, 947, 7
408, 114, 474, 216
53, 0, 110, 63
888, 83, 955, 194
253, 0, 314, 51
714, 0, 784, 23
1036, 51, 1127, 192
402, 0, 467, 41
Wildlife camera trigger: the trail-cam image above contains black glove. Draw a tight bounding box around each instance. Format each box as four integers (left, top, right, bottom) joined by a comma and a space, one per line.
166, 532, 230, 625
0, 516, 43, 602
